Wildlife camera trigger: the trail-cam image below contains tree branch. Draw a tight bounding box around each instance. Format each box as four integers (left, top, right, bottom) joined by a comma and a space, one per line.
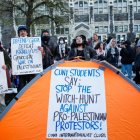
32, 1, 47, 12
31, 15, 54, 24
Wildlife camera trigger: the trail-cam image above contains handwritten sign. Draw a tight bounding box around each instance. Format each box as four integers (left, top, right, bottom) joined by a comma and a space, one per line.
0, 52, 8, 94
47, 67, 107, 139
11, 37, 43, 75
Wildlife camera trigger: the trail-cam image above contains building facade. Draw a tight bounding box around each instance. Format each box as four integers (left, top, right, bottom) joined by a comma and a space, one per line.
51, 0, 140, 43
53, 0, 140, 41
1, 0, 140, 46
61, 0, 140, 42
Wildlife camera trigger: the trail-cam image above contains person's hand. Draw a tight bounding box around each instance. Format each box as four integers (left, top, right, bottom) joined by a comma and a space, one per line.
38, 46, 43, 53
121, 45, 126, 48
2, 65, 7, 70
38, 46, 45, 57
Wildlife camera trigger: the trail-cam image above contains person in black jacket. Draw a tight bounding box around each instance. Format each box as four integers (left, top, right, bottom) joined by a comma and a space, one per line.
41, 29, 54, 69
133, 39, 140, 84
67, 35, 97, 60
120, 40, 134, 79
106, 38, 119, 67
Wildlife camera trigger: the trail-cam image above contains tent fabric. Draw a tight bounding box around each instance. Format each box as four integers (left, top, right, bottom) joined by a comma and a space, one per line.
0, 60, 140, 140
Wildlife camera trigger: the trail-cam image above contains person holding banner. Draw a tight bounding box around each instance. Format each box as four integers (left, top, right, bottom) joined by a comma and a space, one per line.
14, 25, 44, 91
0, 42, 15, 106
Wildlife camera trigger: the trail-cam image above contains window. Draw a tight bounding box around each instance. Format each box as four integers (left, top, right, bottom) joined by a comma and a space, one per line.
99, 26, 103, 33
79, 1, 83, 7
99, 0, 103, 3
121, 35, 125, 41
104, 26, 108, 32
36, 29, 41, 36
84, 1, 88, 8
65, 28, 69, 34
122, 7, 127, 13
103, 8, 108, 13
74, 1, 90, 15
139, 25, 140, 31
56, 28, 60, 34
134, 7, 137, 13
94, 8, 98, 13
119, 26, 123, 32
124, 25, 128, 32
115, 26, 118, 32
94, 0, 108, 14
118, 0, 122, 2
99, 8, 103, 13
95, 27, 99, 33
75, 2, 78, 9
138, 7, 140, 13
56, 28, 69, 35
134, 25, 138, 32
117, 35, 121, 41
60, 28, 64, 34
95, 26, 108, 33
113, 7, 117, 13
118, 7, 122, 13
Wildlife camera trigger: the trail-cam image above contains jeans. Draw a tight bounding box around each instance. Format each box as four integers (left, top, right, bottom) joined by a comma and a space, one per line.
121, 64, 132, 79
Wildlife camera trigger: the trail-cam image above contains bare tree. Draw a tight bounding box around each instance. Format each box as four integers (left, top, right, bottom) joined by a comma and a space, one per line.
0, 0, 69, 36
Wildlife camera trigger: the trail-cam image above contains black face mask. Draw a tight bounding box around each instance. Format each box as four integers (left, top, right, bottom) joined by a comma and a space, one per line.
42, 36, 50, 43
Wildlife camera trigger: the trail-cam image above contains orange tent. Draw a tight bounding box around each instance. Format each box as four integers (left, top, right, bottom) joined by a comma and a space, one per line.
0, 60, 140, 140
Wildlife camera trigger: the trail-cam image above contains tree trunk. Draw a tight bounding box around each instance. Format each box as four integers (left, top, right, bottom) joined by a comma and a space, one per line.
50, 8, 54, 36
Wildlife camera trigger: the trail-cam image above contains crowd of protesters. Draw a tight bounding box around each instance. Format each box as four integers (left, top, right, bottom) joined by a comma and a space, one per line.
0, 26, 140, 111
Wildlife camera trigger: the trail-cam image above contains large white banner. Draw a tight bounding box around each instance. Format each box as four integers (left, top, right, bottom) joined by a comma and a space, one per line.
47, 67, 107, 139
0, 52, 8, 94
11, 37, 43, 75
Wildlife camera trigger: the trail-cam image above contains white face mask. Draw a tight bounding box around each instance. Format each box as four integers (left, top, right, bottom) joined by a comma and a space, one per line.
60, 40, 64, 44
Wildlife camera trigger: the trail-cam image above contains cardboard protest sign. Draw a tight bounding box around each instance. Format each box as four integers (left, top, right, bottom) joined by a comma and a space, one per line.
47, 67, 107, 139
0, 52, 8, 93
11, 37, 43, 75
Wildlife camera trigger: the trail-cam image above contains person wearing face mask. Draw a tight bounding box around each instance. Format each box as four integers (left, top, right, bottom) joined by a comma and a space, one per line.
54, 37, 70, 61
41, 29, 55, 69
67, 35, 97, 60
